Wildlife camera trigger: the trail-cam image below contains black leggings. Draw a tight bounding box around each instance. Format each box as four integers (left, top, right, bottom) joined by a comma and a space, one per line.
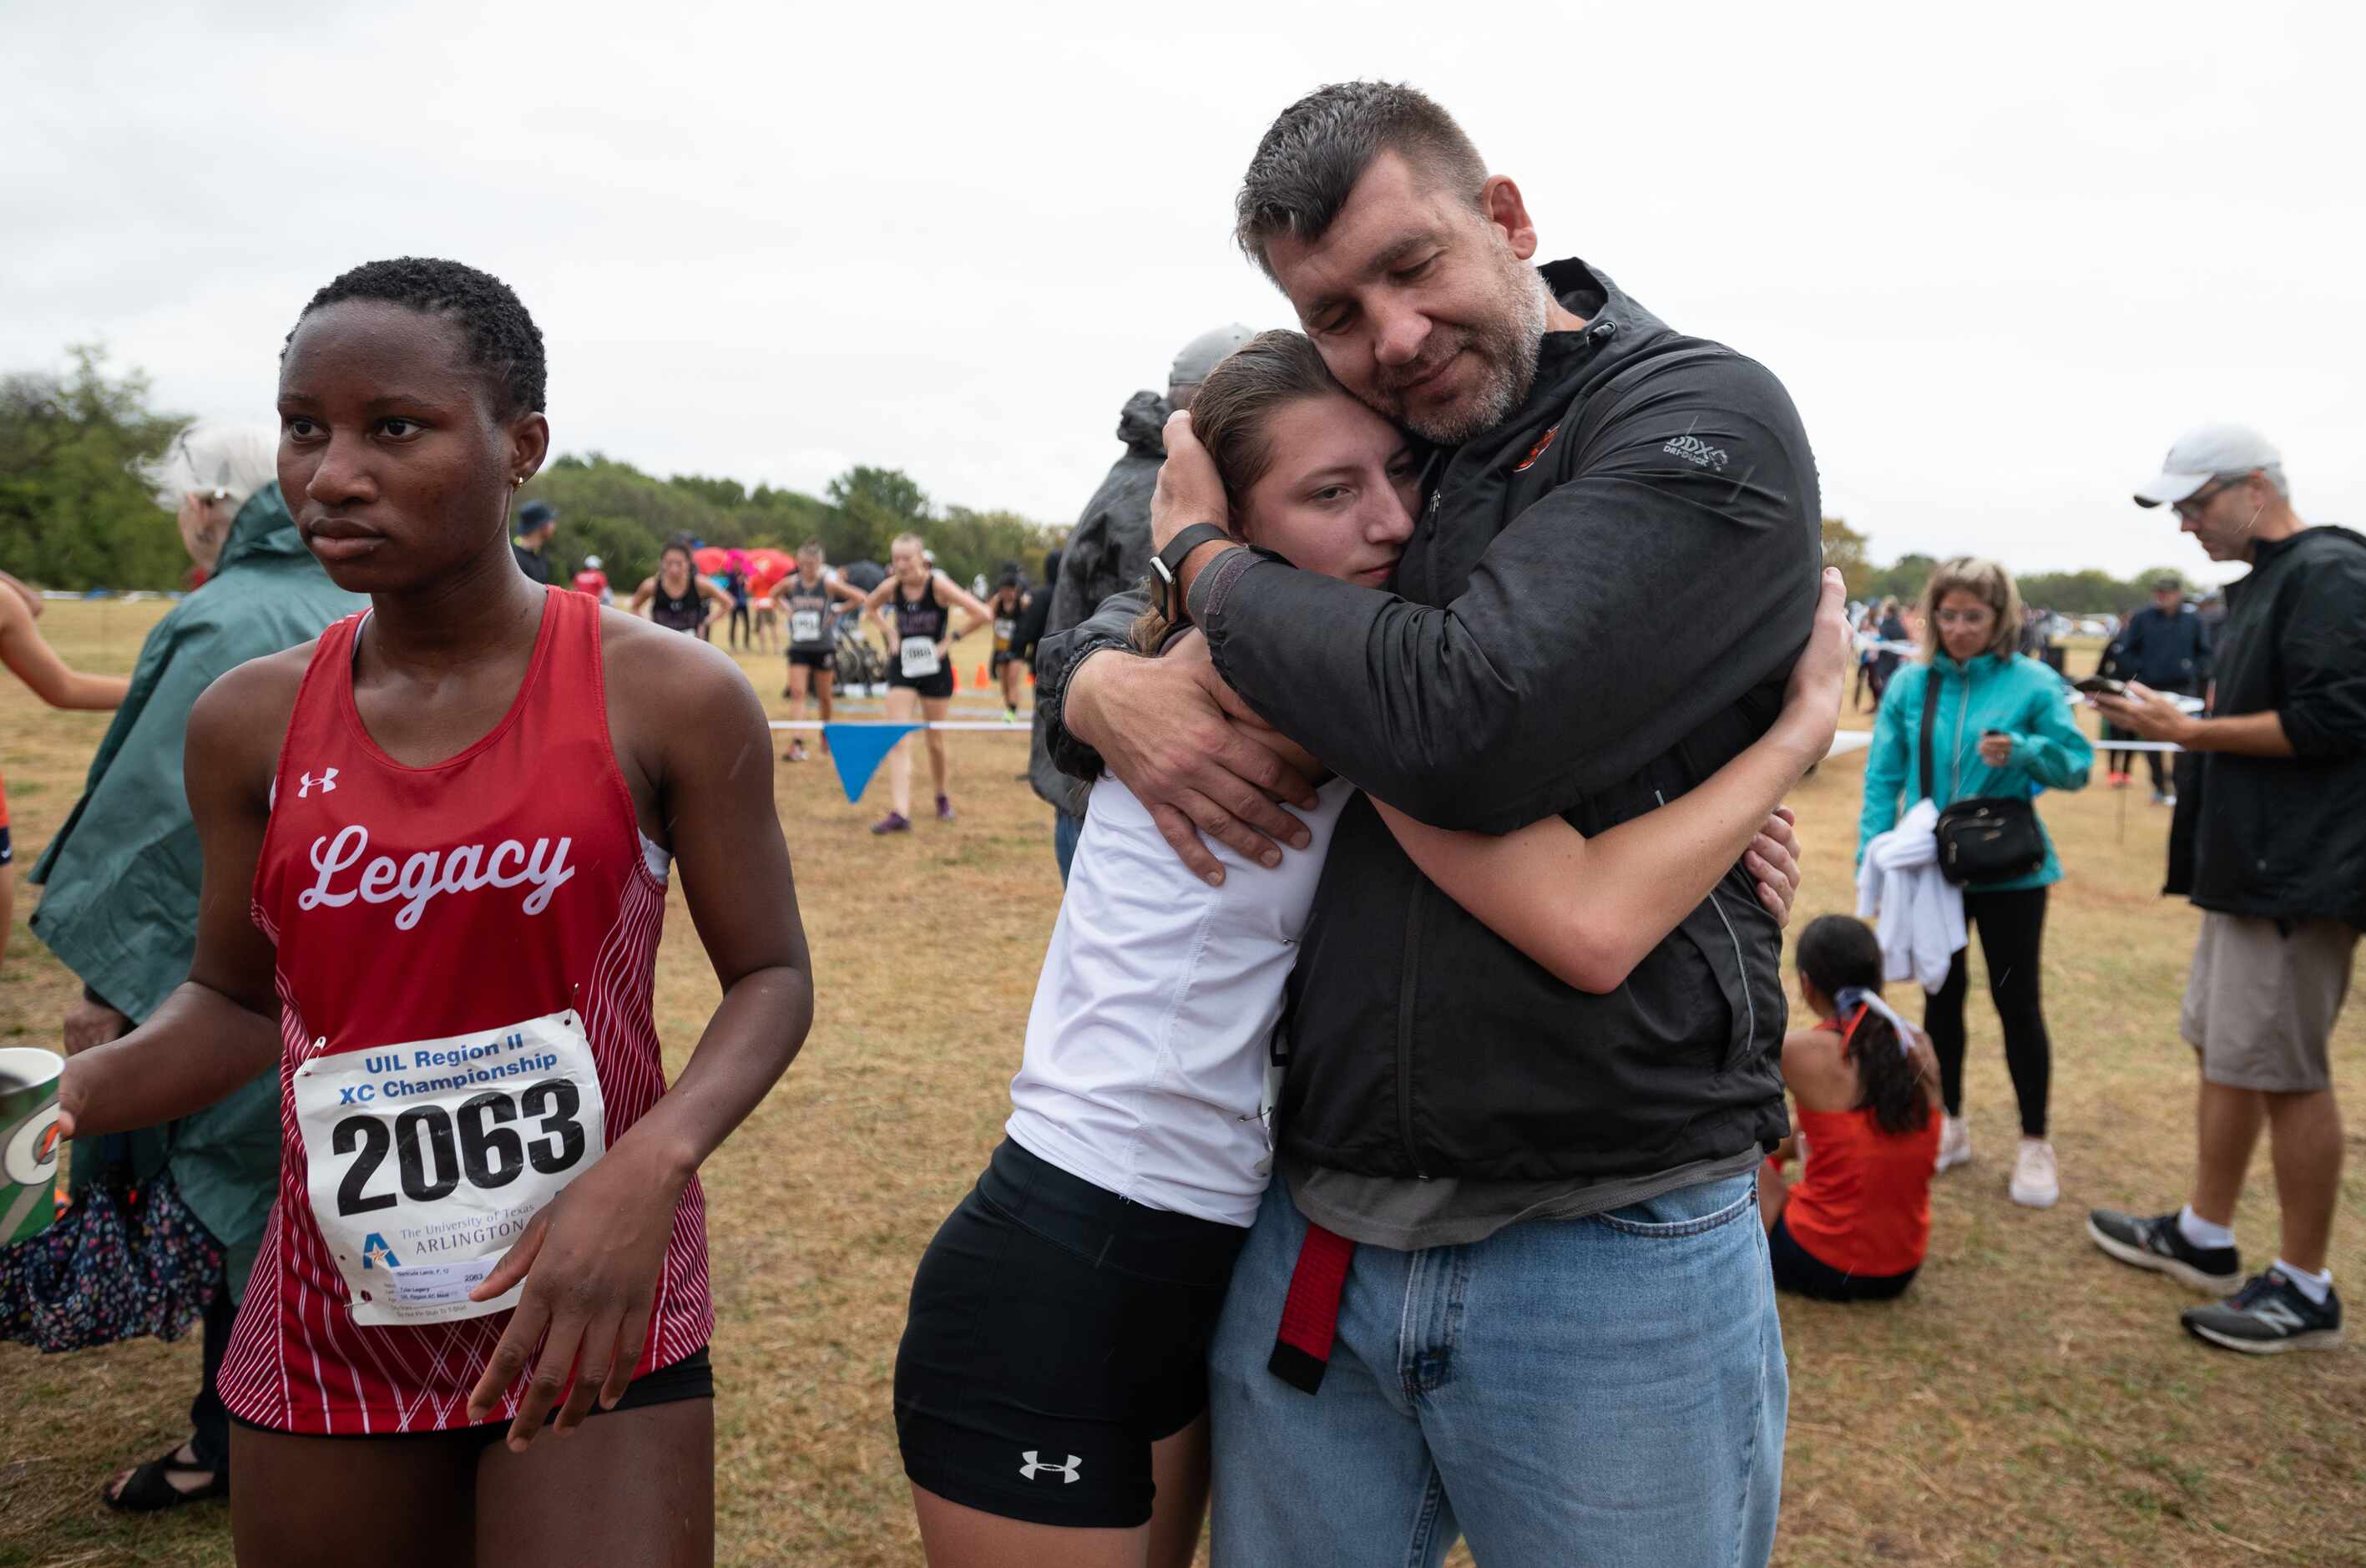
190, 1264, 235, 1470
1924, 884, 2052, 1136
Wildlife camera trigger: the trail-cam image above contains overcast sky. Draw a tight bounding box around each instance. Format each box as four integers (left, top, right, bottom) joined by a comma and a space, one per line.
8, 0, 2358, 586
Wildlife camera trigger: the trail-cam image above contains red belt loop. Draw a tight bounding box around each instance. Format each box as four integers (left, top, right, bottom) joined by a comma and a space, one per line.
1268, 1221, 1353, 1394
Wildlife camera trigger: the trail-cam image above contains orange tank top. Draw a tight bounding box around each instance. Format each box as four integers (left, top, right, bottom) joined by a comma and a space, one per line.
1784, 1017, 1939, 1278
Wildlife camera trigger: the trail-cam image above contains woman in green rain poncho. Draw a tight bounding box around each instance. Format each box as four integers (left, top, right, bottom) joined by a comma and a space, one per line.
28, 426, 363, 1510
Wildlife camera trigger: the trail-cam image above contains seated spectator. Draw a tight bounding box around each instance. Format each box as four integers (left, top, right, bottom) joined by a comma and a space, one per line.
1761, 915, 1944, 1302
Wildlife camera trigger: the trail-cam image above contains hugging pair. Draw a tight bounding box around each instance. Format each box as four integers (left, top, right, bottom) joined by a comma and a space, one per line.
896, 80, 1833, 1568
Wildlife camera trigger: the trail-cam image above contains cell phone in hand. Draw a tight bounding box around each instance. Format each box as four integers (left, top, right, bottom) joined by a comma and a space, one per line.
2072, 676, 2129, 697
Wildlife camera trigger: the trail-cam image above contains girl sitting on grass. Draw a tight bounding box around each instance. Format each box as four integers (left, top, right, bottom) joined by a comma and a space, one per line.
1761, 914, 1944, 1301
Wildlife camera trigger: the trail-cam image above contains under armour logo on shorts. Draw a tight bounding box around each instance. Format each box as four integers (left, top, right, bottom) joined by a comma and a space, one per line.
1019, 1450, 1081, 1484
299, 769, 339, 798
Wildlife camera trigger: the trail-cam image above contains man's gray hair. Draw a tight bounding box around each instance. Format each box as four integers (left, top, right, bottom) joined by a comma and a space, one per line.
2257, 464, 2291, 500
140, 423, 277, 513
1235, 81, 1489, 281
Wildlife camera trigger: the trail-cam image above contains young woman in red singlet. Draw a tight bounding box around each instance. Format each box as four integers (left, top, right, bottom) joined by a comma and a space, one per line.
57, 258, 813, 1566
1759, 915, 1943, 1302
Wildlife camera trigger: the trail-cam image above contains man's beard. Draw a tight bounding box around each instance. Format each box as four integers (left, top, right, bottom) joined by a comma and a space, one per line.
1368, 260, 1550, 445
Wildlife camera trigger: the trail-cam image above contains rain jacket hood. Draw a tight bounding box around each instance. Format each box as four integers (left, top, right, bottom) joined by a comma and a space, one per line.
1027, 389, 1170, 813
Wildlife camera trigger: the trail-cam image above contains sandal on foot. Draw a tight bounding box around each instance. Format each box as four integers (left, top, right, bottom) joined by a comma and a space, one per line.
104, 1444, 228, 1512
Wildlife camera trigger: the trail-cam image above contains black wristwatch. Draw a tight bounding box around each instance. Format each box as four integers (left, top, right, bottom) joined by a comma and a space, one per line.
1150, 524, 1233, 623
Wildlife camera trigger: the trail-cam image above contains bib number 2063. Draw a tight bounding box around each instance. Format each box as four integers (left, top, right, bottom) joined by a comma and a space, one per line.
331, 1080, 586, 1217
295, 1009, 609, 1326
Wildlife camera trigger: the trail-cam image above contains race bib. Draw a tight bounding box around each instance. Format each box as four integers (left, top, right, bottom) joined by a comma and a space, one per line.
993, 617, 1015, 645
791, 609, 823, 645
293, 1009, 607, 1327
901, 639, 942, 678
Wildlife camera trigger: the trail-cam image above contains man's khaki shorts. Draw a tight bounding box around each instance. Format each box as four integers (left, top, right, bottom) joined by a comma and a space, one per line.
2182, 912, 2358, 1093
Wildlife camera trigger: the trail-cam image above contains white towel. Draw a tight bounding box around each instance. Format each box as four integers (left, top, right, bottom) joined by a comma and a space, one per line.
1855, 798, 1968, 993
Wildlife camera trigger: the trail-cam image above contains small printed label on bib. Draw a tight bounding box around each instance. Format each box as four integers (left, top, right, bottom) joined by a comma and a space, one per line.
901, 640, 942, 678
384, 1254, 504, 1313
791, 609, 823, 644
293, 1009, 607, 1327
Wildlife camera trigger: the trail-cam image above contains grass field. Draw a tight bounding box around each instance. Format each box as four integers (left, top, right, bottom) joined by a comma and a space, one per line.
2, 599, 2360, 1567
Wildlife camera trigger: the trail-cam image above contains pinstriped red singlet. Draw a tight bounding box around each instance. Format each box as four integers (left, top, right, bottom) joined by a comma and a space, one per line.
221, 586, 711, 1434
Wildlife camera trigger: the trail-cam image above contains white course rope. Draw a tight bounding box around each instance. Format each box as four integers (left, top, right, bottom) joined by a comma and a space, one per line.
770, 721, 1025, 732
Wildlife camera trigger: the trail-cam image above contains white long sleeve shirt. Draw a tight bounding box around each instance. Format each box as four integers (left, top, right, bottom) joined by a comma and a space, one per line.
1855, 797, 1968, 994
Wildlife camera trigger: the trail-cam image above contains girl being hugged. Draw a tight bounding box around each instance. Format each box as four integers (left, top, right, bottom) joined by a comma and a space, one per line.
860, 533, 993, 832
1760, 915, 1944, 1302
57, 257, 813, 1567
893, 330, 1851, 1568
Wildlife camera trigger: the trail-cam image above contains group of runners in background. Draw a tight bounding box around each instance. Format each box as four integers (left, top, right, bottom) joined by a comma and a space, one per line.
600, 529, 1032, 810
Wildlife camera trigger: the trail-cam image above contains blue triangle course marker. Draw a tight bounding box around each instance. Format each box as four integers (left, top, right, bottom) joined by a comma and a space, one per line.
823, 722, 923, 804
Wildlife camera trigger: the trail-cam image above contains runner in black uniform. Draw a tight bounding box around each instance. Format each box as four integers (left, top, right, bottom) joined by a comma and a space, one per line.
984, 569, 1030, 722
629, 536, 731, 636
779, 540, 867, 761
861, 533, 993, 832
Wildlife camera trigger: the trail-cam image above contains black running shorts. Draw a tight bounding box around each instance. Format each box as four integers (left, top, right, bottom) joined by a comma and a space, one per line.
1767, 1216, 1917, 1302
887, 667, 955, 700
229, 1347, 712, 1449
787, 650, 834, 671
894, 1139, 1247, 1529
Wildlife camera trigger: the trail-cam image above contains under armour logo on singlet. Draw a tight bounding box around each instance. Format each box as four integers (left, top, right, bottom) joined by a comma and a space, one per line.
299, 769, 339, 798
1019, 1451, 1082, 1484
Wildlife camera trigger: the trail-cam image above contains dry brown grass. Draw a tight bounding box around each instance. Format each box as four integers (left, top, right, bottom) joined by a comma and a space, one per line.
2, 602, 2360, 1568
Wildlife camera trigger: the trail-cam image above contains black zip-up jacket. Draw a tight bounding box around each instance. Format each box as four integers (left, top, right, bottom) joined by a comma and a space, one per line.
1037, 260, 1821, 1180
2180, 526, 2366, 932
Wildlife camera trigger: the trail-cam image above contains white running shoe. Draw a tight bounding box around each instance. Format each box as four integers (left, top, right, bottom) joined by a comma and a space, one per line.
1934, 1115, 1971, 1174
2010, 1138, 2060, 1208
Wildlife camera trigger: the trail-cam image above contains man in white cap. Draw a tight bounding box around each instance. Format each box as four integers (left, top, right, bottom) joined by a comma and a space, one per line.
1025, 324, 1257, 879
2087, 426, 2366, 1353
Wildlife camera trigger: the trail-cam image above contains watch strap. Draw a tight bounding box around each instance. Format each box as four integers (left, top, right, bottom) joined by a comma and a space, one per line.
1154, 524, 1234, 620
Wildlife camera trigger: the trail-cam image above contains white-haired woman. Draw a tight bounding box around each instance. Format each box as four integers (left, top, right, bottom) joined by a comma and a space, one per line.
31, 423, 365, 1511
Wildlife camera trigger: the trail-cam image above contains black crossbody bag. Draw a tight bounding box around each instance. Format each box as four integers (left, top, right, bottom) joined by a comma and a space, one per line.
1920, 672, 2046, 886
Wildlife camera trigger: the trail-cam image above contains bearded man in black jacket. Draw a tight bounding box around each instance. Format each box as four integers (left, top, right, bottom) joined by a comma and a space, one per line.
1034, 81, 1819, 1566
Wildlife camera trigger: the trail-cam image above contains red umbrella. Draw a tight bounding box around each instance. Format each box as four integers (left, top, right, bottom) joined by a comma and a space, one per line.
746, 548, 794, 595
691, 546, 731, 575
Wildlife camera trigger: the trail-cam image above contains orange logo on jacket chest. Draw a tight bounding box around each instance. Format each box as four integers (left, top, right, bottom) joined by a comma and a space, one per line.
1514, 425, 1560, 473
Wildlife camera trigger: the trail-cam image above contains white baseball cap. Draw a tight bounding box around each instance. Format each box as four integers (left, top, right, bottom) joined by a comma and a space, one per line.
2133, 425, 2283, 508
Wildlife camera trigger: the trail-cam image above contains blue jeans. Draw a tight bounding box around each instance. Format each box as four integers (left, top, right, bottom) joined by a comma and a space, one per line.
1052, 808, 1084, 884
1207, 1172, 1786, 1567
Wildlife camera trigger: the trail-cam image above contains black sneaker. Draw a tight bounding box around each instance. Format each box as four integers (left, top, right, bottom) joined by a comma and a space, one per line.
2086, 1209, 2242, 1293
2181, 1272, 2344, 1354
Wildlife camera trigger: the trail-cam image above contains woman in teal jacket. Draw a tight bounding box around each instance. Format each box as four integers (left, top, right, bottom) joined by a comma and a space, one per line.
1857, 557, 2093, 1210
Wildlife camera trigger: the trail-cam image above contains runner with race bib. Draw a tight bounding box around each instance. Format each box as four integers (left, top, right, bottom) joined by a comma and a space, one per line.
860, 533, 993, 833
984, 569, 1030, 722
778, 539, 867, 763
55, 257, 813, 1568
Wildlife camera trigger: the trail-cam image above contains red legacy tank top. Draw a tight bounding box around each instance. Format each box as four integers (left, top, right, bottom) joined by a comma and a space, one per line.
220, 587, 711, 1434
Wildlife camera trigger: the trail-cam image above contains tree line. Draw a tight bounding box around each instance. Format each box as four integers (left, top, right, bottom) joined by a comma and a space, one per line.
1821, 517, 2203, 617
0, 348, 2204, 615
0, 346, 1062, 593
